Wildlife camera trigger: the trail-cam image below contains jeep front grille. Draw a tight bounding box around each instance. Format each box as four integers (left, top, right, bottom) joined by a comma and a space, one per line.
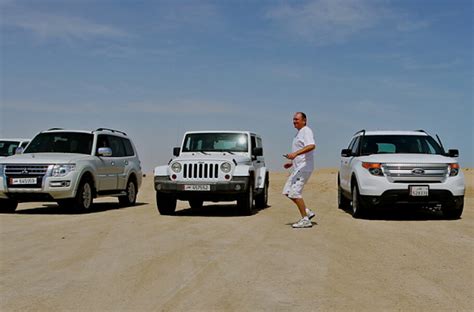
383, 164, 448, 183
183, 163, 219, 179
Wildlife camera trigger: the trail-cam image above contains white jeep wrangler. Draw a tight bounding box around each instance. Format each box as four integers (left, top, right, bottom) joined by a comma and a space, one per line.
338, 130, 465, 219
0, 128, 142, 212
154, 131, 269, 215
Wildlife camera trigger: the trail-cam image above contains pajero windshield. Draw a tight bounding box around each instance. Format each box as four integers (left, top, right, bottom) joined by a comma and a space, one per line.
25, 132, 93, 155
182, 133, 248, 153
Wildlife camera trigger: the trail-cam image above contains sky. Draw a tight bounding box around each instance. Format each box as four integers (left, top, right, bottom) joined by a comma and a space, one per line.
1, 0, 473, 172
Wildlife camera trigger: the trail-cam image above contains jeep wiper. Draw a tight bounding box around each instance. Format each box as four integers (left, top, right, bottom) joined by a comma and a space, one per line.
196, 150, 210, 155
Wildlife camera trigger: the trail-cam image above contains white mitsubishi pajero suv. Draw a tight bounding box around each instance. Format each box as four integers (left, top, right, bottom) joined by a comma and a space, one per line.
338, 130, 465, 219
0, 128, 142, 212
154, 131, 269, 215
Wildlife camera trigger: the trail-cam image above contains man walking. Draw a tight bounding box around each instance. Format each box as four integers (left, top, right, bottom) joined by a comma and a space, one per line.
282, 112, 316, 228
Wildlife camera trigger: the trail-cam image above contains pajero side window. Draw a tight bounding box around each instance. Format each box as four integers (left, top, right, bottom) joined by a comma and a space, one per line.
96, 135, 125, 157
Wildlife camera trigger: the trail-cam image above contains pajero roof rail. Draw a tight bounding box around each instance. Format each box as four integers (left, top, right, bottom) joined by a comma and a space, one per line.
353, 129, 366, 136
46, 128, 64, 131
95, 128, 127, 136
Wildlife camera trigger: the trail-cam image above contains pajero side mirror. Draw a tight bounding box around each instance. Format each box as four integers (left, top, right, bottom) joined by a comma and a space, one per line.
252, 147, 263, 157
448, 149, 459, 157
98, 147, 112, 157
14, 147, 24, 155
173, 147, 180, 157
341, 149, 353, 157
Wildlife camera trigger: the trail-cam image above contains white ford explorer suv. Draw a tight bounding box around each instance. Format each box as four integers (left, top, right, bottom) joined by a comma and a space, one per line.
338, 130, 464, 219
154, 131, 269, 215
0, 128, 142, 212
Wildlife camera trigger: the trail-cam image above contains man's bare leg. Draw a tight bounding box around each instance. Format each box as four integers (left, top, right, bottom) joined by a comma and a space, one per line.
290, 197, 307, 218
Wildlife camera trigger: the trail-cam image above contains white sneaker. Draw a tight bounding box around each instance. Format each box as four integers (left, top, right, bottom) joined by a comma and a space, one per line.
306, 209, 315, 220
292, 218, 312, 228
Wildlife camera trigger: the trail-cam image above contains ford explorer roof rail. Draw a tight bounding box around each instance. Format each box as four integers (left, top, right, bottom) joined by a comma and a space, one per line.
95, 128, 127, 136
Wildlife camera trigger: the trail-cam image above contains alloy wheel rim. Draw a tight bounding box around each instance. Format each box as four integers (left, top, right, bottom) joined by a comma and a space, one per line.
128, 182, 136, 202
83, 183, 92, 209
352, 188, 357, 214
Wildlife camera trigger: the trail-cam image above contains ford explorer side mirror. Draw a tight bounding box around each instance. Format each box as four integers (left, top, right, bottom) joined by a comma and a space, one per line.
341, 149, 352, 157
173, 147, 180, 157
252, 147, 263, 157
98, 147, 112, 157
448, 149, 459, 157
14, 147, 24, 155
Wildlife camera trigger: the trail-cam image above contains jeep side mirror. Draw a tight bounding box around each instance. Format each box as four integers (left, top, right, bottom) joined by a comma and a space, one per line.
448, 149, 459, 157
173, 147, 180, 157
252, 147, 263, 157
341, 149, 352, 157
98, 147, 112, 157
14, 147, 24, 155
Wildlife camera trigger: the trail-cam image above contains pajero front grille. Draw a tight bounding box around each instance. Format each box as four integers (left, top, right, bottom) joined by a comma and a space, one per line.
5, 164, 50, 188
182, 162, 220, 180
383, 163, 448, 183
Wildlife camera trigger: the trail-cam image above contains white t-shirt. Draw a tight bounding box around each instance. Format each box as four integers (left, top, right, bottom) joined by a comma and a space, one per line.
292, 126, 315, 172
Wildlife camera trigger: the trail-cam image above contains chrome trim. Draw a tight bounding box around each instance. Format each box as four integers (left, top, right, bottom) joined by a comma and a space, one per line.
383, 163, 448, 183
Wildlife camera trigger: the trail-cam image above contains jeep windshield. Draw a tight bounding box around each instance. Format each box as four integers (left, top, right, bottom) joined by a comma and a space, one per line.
360, 135, 444, 155
182, 133, 248, 153
25, 132, 93, 155
0, 141, 21, 156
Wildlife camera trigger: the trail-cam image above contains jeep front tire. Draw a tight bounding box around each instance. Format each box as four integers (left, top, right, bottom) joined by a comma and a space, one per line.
255, 176, 268, 209
156, 192, 177, 215
238, 180, 254, 215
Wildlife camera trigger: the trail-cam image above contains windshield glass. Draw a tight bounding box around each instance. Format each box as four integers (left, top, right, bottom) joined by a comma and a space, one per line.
25, 132, 93, 155
360, 135, 444, 155
182, 133, 248, 153
0, 141, 20, 156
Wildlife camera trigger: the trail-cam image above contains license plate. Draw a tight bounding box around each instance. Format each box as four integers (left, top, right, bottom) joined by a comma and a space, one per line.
10, 177, 37, 185
409, 185, 429, 196
184, 184, 210, 191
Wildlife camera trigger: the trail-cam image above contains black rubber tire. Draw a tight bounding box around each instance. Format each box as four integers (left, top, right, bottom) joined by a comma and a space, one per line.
57, 199, 73, 209
255, 177, 269, 209
189, 199, 203, 210
156, 192, 177, 215
0, 199, 18, 213
442, 200, 464, 220
119, 178, 137, 207
351, 183, 368, 218
338, 176, 350, 210
238, 181, 254, 215
73, 178, 94, 211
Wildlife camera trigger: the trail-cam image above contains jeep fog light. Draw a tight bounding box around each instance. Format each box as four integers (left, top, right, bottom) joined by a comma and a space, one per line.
362, 162, 384, 176
171, 162, 182, 173
449, 163, 460, 176
220, 162, 232, 173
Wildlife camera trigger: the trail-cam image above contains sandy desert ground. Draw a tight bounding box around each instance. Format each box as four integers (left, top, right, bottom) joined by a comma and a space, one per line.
1, 169, 473, 311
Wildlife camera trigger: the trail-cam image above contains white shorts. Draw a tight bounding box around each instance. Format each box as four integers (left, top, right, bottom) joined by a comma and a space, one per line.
282, 170, 312, 199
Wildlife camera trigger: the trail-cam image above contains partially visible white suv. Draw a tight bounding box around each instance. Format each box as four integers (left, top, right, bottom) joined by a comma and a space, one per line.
0, 128, 142, 212
338, 130, 465, 219
154, 131, 269, 215
0, 139, 30, 158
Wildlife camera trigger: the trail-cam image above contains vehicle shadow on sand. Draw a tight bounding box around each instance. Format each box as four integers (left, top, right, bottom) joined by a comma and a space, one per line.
339, 206, 459, 221
174, 203, 271, 217
9, 202, 148, 215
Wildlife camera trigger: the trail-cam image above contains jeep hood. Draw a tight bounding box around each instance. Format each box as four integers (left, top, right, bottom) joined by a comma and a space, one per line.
359, 154, 456, 164
174, 153, 252, 164
0, 153, 92, 164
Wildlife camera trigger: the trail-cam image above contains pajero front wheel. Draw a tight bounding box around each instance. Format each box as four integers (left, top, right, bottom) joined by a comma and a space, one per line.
119, 178, 137, 207
0, 199, 18, 213
156, 192, 177, 215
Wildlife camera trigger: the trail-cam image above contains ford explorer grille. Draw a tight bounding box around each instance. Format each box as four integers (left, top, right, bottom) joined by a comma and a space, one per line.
383, 164, 448, 183
182, 163, 219, 179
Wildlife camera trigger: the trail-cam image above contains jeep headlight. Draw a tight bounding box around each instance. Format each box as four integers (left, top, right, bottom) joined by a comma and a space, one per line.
220, 162, 232, 173
171, 162, 182, 173
52, 164, 76, 177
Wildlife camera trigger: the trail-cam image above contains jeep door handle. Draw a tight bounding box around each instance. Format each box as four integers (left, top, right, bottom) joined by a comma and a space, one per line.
124, 161, 129, 165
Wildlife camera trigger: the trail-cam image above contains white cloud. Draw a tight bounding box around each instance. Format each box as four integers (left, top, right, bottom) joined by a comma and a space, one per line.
265, 0, 385, 45
2, 10, 128, 41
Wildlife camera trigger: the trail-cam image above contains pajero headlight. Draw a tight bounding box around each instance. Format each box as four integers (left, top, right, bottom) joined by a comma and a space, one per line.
52, 164, 76, 177
220, 162, 232, 173
171, 162, 182, 173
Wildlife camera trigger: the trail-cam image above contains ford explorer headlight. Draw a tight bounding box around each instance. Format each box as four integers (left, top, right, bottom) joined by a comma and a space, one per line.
448, 163, 460, 176
52, 164, 76, 177
220, 162, 232, 173
171, 162, 182, 173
